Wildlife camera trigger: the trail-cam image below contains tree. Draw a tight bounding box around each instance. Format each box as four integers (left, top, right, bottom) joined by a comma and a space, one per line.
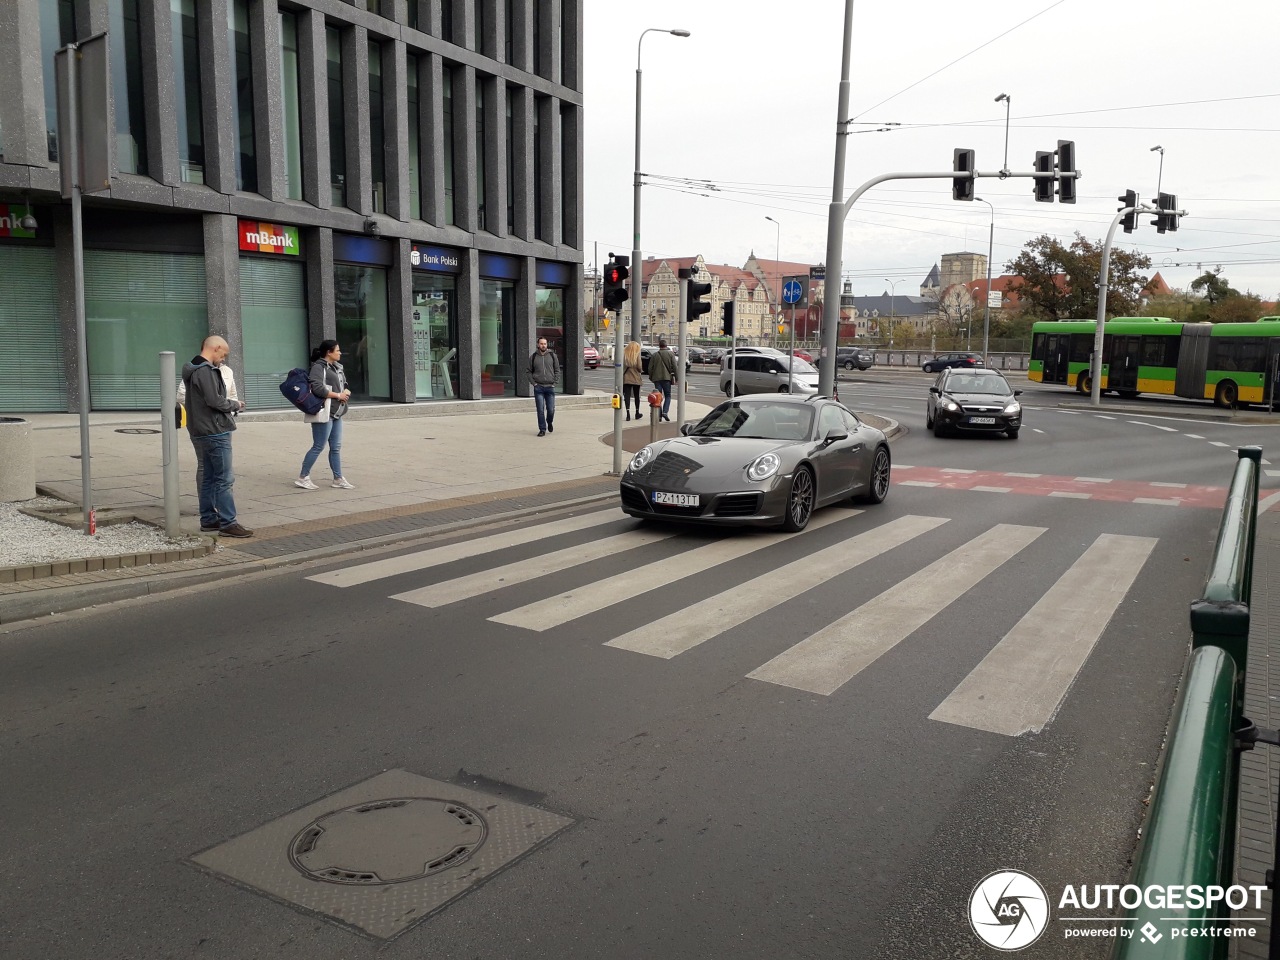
927, 284, 976, 339
1006, 233, 1151, 319
1140, 291, 1198, 321
1208, 293, 1264, 324
1190, 268, 1237, 305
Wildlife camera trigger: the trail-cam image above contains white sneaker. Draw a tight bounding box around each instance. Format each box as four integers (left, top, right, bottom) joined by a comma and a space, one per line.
331, 477, 355, 489
295, 476, 319, 490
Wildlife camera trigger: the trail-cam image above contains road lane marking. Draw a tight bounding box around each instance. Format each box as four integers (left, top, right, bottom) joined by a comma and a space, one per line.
1150, 481, 1188, 488
605, 515, 949, 659
308, 509, 626, 587
930, 533, 1157, 736
972, 486, 1012, 493
490, 512, 852, 631
1184, 434, 1204, 439
1048, 491, 1091, 499
901, 480, 939, 487
1004, 472, 1042, 478
391, 528, 676, 607
747, 525, 1045, 696
1210, 441, 1230, 447
1073, 477, 1112, 483
1095, 415, 1116, 420
1133, 497, 1180, 506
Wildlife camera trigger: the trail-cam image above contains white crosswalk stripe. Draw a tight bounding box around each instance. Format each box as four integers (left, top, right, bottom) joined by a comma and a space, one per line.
746, 524, 1045, 695
390, 527, 676, 608
929, 533, 1157, 736
604, 514, 949, 659
489, 511, 853, 631
306, 509, 626, 587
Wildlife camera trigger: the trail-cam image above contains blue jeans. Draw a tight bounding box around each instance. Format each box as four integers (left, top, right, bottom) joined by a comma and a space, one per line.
655, 380, 672, 416
534, 384, 556, 431
191, 433, 237, 528
301, 416, 344, 479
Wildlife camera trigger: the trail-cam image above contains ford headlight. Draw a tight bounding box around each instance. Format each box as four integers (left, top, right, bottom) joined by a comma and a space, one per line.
1003, 401, 1022, 415
943, 400, 959, 412
747, 453, 781, 481
629, 446, 655, 472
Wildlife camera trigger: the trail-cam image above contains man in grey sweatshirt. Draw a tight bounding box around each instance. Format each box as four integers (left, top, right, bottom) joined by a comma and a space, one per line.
529, 337, 560, 436
181, 335, 251, 537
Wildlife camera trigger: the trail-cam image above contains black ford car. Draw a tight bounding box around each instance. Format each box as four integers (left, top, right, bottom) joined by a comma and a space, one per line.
926, 368, 1023, 439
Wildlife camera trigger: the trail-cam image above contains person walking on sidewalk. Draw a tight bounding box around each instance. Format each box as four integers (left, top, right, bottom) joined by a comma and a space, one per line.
296, 340, 354, 490
176, 357, 238, 496
182, 335, 251, 538
622, 341, 643, 421
648, 338, 678, 422
530, 336, 560, 436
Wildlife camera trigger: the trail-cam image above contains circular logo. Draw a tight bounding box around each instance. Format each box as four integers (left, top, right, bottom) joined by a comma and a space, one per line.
411, 248, 421, 266
968, 869, 1049, 951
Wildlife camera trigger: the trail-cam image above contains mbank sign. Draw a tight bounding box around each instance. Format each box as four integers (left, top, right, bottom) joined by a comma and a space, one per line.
238, 220, 300, 255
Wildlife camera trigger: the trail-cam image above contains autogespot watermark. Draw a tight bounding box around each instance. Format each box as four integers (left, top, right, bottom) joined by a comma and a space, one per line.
968, 869, 1267, 951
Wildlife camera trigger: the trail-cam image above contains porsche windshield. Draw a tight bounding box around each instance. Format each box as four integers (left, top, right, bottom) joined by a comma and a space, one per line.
690, 402, 815, 441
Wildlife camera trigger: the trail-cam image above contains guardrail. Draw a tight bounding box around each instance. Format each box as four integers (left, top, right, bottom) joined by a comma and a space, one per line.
1113, 446, 1261, 960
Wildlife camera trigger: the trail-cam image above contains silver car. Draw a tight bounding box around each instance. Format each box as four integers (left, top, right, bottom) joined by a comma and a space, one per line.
720, 353, 820, 397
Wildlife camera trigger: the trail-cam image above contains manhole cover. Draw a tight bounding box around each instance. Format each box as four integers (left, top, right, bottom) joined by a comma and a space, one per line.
288, 798, 487, 885
115, 427, 160, 434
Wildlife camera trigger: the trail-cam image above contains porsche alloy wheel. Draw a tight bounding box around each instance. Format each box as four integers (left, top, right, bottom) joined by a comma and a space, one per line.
866, 447, 891, 503
782, 467, 814, 532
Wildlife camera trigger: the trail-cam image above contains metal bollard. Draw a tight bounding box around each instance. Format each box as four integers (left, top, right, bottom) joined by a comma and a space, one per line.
648, 390, 663, 444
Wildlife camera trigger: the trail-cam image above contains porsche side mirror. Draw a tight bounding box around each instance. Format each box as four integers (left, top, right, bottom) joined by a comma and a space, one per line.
823, 428, 848, 446
679, 423, 694, 436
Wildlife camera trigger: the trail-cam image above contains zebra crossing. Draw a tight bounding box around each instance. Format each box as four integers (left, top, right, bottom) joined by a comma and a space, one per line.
306, 508, 1158, 737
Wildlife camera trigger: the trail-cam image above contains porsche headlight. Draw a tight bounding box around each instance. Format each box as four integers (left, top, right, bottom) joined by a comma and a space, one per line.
943, 400, 960, 412
1003, 401, 1022, 415
629, 446, 655, 472
747, 453, 781, 481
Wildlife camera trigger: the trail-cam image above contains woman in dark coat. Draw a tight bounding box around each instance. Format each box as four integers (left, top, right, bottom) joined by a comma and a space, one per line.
295, 340, 355, 490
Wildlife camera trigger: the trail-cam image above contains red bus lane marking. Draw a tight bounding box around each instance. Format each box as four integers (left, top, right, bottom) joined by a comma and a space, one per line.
898, 466, 1228, 509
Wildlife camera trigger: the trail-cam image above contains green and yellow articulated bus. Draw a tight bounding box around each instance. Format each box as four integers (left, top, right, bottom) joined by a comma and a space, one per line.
1029, 317, 1280, 408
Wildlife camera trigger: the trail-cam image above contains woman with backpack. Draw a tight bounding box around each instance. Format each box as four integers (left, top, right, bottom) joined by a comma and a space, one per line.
295, 340, 355, 490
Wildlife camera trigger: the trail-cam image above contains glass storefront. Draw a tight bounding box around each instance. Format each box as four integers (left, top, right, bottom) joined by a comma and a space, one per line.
0, 245, 63, 412
86, 250, 207, 408
411, 274, 458, 399
334, 263, 390, 400
535, 285, 566, 394
240, 256, 307, 409
479, 279, 516, 397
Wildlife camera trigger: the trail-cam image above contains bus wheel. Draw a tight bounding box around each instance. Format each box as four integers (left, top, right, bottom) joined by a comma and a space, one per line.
1214, 381, 1238, 408
1078, 372, 1092, 394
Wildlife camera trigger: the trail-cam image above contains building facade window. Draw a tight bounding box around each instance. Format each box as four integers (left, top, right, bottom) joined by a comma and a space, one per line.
442, 68, 455, 225
505, 89, 514, 234
110, 0, 149, 175
172, 0, 204, 183
279, 10, 303, 200
326, 26, 346, 206
532, 99, 542, 240
412, 271, 458, 398
475, 78, 487, 232
368, 40, 385, 213
240, 255, 307, 409
334, 263, 391, 400
406, 53, 420, 220
0, 246, 64, 411
505, 0, 514, 63
441, 0, 454, 44
474, 0, 486, 54
229, 0, 256, 191
40, 0, 79, 162
535, 285, 565, 394
532, 0, 542, 77
479, 279, 515, 396
559, 103, 569, 243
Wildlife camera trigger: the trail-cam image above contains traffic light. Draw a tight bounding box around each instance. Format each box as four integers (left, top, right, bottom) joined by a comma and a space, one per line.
1155, 192, 1179, 234
602, 256, 629, 310
1033, 151, 1054, 202
952, 148, 975, 202
721, 301, 735, 337
1118, 190, 1138, 233
1056, 140, 1076, 204
686, 278, 711, 323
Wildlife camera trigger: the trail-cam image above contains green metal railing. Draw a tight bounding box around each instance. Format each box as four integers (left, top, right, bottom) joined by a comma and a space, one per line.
1114, 446, 1261, 960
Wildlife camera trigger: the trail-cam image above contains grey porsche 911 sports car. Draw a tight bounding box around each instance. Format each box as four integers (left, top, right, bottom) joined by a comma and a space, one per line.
619, 394, 891, 531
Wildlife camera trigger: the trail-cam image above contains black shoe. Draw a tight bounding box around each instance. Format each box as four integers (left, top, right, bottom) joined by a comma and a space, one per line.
200, 525, 220, 533
547, 422, 554, 433
220, 523, 254, 538
626, 413, 631, 421
538, 430, 546, 437
661, 414, 670, 422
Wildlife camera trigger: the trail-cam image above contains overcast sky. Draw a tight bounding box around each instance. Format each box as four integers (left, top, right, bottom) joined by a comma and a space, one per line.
582, 0, 1280, 303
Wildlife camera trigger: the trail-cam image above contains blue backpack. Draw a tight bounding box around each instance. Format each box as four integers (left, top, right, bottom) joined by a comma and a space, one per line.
280, 367, 325, 415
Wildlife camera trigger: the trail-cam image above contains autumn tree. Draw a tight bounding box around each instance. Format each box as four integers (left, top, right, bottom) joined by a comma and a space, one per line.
1208, 293, 1264, 323
1005, 233, 1151, 319
1190, 268, 1237, 305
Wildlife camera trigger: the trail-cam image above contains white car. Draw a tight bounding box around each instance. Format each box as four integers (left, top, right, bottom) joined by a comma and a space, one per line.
720, 353, 820, 396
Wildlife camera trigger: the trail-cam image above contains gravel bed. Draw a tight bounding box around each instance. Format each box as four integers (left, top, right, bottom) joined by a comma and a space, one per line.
0, 498, 206, 567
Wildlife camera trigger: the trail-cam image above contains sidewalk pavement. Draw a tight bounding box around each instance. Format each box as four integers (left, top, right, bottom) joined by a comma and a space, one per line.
0, 393, 899, 625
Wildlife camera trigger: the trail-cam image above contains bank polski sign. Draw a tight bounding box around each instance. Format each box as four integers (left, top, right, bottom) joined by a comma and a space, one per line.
238, 220, 300, 255
410, 244, 462, 274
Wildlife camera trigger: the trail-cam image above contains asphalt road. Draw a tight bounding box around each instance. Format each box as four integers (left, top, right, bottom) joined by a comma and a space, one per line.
2, 370, 1274, 959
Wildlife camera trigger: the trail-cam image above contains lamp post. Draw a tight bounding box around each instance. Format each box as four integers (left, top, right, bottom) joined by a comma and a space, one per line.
631, 27, 690, 342
884, 277, 900, 352
975, 196, 995, 364
995, 93, 1011, 176
765, 216, 781, 345
1151, 144, 1164, 196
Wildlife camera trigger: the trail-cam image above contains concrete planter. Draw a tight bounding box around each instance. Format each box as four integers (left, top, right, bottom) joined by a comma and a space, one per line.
0, 417, 35, 501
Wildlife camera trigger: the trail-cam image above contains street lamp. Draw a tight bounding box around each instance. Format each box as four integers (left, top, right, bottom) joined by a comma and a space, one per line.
631, 27, 691, 342
765, 215, 781, 345
974, 196, 995, 363
884, 277, 900, 351
995, 93, 1011, 176
1151, 145, 1165, 197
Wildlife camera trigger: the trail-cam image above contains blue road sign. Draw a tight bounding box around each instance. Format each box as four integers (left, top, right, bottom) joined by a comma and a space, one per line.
782, 280, 803, 304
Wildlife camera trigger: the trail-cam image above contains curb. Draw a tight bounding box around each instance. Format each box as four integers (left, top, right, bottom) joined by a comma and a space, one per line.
0, 541, 216, 586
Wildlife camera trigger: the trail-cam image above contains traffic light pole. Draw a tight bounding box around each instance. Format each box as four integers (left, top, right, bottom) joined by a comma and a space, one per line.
818, 168, 1078, 396
677, 277, 687, 426
612, 305, 625, 475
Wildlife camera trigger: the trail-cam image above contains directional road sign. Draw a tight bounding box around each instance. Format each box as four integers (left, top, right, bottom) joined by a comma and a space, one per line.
782, 279, 804, 304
